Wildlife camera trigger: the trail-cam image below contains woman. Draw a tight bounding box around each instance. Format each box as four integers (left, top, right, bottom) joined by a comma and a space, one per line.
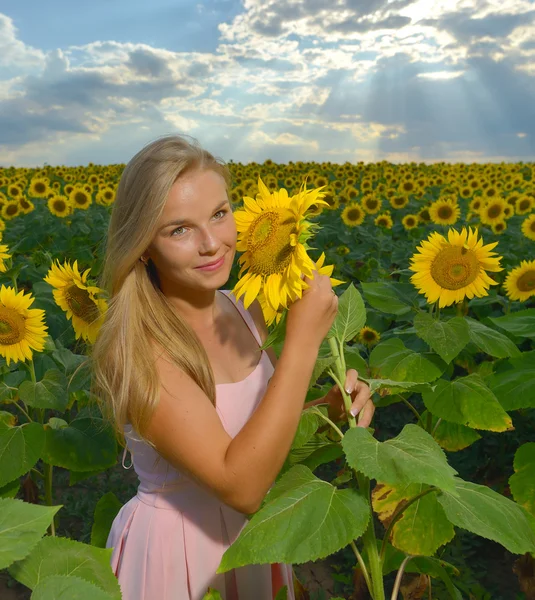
91, 134, 374, 600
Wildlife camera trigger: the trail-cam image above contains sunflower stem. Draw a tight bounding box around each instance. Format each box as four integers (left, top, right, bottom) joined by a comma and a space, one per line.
11, 276, 17, 294
13, 401, 32, 423
43, 463, 56, 536
328, 336, 384, 600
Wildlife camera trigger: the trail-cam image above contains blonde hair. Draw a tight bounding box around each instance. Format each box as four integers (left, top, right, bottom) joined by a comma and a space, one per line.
89, 134, 232, 445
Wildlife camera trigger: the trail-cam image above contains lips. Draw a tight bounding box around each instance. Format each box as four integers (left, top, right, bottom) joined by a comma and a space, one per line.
196, 255, 225, 268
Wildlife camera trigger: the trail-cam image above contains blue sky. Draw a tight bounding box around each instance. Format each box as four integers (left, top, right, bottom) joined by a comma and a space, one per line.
1, 0, 535, 166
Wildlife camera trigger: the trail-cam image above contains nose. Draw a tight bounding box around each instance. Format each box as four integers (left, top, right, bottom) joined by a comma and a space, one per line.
198, 227, 219, 254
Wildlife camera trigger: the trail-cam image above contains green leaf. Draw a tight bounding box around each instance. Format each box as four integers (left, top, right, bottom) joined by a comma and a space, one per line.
309, 356, 337, 388
343, 345, 368, 374
414, 314, 470, 364
0, 410, 16, 430
32, 575, 114, 600
361, 282, 413, 316
0, 479, 20, 498
202, 588, 224, 600
218, 465, 369, 571
422, 375, 513, 432
291, 409, 323, 450
509, 443, 535, 518
423, 411, 481, 452
369, 338, 446, 383
489, 308, 535, 338
0, 423, 45, 486
0, 498, 61, 570
342, 424, 457, 493
18, 369, 69, 411
437, 478, 535, 555
9, 536, 121, 599
328, 283, 366, 342
0, 371, 27, 403
42, 416, 117, 472
484, 355, 535, 411
91, 492, 123, 548
274, 586, 288, 600
69, 469, 105, 486
465, 317, 521, 358
259, 310, 287, 351
361, 378, 434, 396
372, 482, 454, 556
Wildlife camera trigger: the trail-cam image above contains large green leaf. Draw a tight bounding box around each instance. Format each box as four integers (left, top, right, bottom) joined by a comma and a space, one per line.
437, 479, 535, 555
42, 416, 117, 472
342, 424, 457, 493
422, 375, 512, 432
91, 492, 123, 549
309, 356, 337, 388
423, 411, 481, 452
361, 282, 413, 316
328, 283, 366, 342
0, 423, 45, 486
32, 575, 114, 600
372, 482, 454, 556
0, 411, 16, 431
369, 338, 446, 383
343, 345, 368, 374
0, 371, 27, 403
0, 479, 20, 498
0, 499, 61, 570
509, 443, 535, 518
465, 317, 521, 358
9, 536, 121, 599
291, 409, 323, 450
488, 308, 535, 339
18, 369, 69, 411
218, 465, 369, 571
414, 314, 470, 364
484, 355, 535, 411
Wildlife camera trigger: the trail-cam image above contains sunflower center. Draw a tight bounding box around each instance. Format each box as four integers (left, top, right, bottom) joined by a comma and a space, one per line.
517, 270, 535, 292
0, 306, 25, 345
65, 285, 100, 322
347, 208, 361, 220
487, 204, 502, 218
7, 204, 18, 216
74, 192, 88, 205
35, 183, 46, 194
438, 206, 453, 219
519, 200, 530, 211
247, 211, 296, 275
431, 245, 480, 290
54, 200, 66, 211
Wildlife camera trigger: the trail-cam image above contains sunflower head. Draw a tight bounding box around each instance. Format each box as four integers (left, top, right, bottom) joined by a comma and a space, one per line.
356, 326, 381, 347
504, 259, 535, 302
409, 226, 503, 308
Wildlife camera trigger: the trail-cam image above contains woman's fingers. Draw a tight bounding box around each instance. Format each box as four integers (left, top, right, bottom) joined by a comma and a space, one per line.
356, 399, 375, 428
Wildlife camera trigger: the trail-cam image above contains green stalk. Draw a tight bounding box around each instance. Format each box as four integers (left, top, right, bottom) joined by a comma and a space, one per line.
327, 336, 385, 600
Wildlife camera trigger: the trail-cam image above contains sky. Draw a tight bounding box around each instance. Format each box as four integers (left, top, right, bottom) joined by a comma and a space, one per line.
1, 0, 535, 167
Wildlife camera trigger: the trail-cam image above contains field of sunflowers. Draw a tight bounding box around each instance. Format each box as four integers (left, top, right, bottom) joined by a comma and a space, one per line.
0, 158, 534, 600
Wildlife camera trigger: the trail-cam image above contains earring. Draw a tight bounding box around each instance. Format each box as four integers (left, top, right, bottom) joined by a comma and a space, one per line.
140, 256, 148, 265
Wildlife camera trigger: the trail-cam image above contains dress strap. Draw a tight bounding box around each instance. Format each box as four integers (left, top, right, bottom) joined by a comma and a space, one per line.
219, 290, 262, 347
121, 445, 133, 469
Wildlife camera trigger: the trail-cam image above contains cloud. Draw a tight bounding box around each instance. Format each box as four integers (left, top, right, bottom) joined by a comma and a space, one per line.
0, 14, 44, 70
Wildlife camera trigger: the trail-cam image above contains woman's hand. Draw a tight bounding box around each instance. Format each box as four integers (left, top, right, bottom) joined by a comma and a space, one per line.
323, 369, 374, 428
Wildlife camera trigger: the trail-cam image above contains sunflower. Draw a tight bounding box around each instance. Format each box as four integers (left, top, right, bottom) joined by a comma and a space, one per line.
336, 245, 350, 256
480, 196, 508, 226
341, 203, 365, 227
18, 196, 34, 214
356, 326, 381, 347
0, 285, 48, 365
1, 202, 20, 221
374, 212, 393, 229
254, 252, 340, 326
69, 187, 92, 210
418, 207, 431, 223
231, 178, 343, 317
389, 195, 409, 210
28, 177, 50, 198
402, 214, 419, 230
491, 221, 506, 234
44, 260, 108, 343
361, 194, 382, 214
48, 195, 72, 218
0, 244, 11, 272
469, 197, 483, 213
515, 195, 534, 215
503, 260, 535, 302
409, 226, 502, 308
521, 214, 535, 241
429, 198, 460, 225
95, 187, 116, 207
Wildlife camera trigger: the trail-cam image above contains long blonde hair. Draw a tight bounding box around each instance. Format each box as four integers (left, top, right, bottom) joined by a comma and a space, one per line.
89, 134, 231, 444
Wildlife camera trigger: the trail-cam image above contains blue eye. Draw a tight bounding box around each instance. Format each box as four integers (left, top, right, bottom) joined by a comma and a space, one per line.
171, 209, 227, 237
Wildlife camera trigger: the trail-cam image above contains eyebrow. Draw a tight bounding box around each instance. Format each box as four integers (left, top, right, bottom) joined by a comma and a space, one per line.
160, 199, 229, 231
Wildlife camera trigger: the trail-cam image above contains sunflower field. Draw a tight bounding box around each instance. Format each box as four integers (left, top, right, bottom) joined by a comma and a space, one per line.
0, 159, 534, 600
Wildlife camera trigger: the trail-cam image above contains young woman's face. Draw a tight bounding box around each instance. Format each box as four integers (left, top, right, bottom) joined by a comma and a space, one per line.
146, 168, 237, 294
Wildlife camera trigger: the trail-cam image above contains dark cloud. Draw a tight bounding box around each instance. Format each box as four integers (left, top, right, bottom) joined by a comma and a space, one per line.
326, 14, 411, 34
125, 48, 173, 78
422, 9, 535, 44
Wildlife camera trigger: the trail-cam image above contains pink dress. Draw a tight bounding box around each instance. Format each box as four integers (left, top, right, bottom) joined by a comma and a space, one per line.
106, 290, 296, 600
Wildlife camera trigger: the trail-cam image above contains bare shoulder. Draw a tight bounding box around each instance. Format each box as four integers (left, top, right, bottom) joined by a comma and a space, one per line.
247, 298, 278, 369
